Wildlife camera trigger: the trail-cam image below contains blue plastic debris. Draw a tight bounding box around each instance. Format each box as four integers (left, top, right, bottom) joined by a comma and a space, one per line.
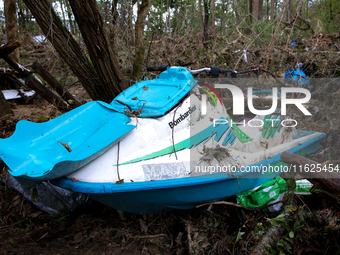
284, 68, 310, 86
0, 101, 136, 188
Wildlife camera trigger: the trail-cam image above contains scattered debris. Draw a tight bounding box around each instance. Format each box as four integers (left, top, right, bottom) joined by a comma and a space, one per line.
2, 89, 35, 100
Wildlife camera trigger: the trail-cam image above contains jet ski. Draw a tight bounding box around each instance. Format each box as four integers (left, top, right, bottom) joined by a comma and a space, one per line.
0, 66, 325, 214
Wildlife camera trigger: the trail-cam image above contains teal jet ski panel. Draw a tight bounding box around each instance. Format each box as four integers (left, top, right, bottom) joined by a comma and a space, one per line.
110, 67, 196, 117
0, 101, 136, 188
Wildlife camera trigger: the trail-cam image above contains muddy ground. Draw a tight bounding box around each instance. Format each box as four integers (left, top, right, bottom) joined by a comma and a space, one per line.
0, 170, 340, 255
1, 81, 340, 255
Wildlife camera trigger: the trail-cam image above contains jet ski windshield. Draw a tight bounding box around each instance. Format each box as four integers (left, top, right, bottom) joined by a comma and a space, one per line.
110, 67, 196, 117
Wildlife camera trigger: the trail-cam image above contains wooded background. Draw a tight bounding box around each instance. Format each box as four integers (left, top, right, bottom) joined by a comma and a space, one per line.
0, 0, 340, 112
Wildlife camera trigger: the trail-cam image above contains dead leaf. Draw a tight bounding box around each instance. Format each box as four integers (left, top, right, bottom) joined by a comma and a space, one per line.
131, 96, 138, 100
116, 179, 124, 184
29, 211, 43, 218
329, 220, 336, 228
58, 141, 72, 152
176, 232, 183, 245
71, 232, 83, 244
139, 218, 148, 234
12, 195, 21, 206
54, 138, 72, 152
287, 205, 298, 212
71, 178, 79, 183
142, 86, 149, 91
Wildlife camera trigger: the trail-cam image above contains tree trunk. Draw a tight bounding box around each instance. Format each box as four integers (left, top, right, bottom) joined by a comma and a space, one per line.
210, 0, 215, 34
203, 0, 209, 47
0, 91, 13, 117
248, 0, 253, 23
165, 0, 170, 36
108, 0, 119, 51
220, 0, 225, 35
68, 0, 127, 96
190, 1, 196, 33
128, 0, 135, 46
198, 0, 204, 31
253, 0, 263, 20
234, 0, 240, 25
4, 0, 19, 62
259, 0, 263, 20
131, 0, 152, 81
120, 0, 129, 44
18, 7, 26, 30
280, 151, 340, 193
253, 0, 258, 20
286, 0, 291, 23
270, 0, 275, 20
23, 0, 126, 103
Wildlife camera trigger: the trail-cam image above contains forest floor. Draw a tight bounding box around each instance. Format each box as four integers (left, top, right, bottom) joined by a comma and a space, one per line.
1, 31, 340, 254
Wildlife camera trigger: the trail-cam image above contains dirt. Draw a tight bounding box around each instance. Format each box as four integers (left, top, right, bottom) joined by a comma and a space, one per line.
1, 84, 340, 254
1, 174, 340, 255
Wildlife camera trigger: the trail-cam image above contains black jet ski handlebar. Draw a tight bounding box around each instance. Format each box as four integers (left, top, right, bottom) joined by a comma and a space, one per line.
146, 65, 238, 78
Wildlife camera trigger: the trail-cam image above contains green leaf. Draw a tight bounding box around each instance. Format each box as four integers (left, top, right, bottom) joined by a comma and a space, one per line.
31, 187, 39, 203
235, 229, 245, 243
286, 178, 296, 191
293, 221, 304, 232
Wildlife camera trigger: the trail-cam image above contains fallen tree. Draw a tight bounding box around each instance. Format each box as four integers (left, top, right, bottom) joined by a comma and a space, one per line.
280, 151, 340, 197
0, 41, 70, 111
32, 61, 80, 107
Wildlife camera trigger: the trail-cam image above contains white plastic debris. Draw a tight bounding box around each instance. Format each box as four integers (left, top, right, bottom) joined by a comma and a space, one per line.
243, 50, 247, 63
32, 35, 47, 44
2, 89, 35, 100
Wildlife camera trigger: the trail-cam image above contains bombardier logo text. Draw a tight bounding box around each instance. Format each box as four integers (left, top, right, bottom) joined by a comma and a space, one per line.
168, 105, 196, 129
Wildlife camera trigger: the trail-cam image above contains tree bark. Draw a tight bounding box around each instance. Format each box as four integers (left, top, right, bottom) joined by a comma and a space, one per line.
32, 61, 80, 106
280, 151, 340, 193
251, 204, 294, 255
203, 0, 209, 47
198, 0, 204, 31
270, 0, 275, 20
68, 0, 127, 96
4, 0, 19, 62
210, 0, 215, 34
248, 0, 253, 23
253, 0, 263, 20
23, 0, 125, 103
286, 0, 291, 23
128, 0, 135, 46
131, 0, 152, 81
